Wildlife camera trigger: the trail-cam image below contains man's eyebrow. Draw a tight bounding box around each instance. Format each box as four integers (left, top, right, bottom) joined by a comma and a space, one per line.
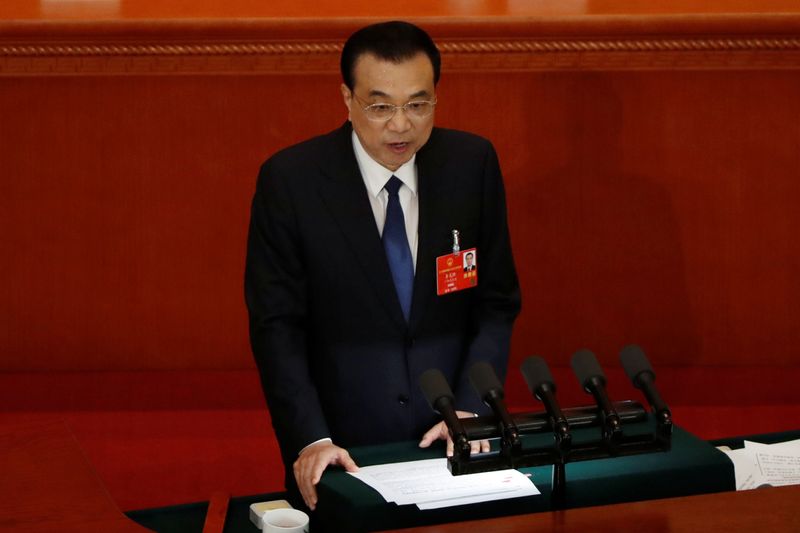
366, 89, 432, 99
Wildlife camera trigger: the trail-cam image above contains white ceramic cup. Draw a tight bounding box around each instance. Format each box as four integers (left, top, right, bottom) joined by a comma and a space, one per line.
261, 508, 310, 533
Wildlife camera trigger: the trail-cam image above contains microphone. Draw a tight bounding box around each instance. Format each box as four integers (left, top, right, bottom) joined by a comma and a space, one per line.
520, 356, 570, 510
571, 349, 621, 439
419, 369, 471, 457
468, 361, 520, 450
619, 345, 672, 426
520, 356, 570, 440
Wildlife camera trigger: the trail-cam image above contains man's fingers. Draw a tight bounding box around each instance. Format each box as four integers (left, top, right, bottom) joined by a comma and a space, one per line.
419, 421, 447, 448
336, 449, 359, 472
470, 440, 480, 455
293, 460, 317, 510
424, 412, 490, 458
301, 463, 319, 509
310, 458, 329, 485
418, 427, 437, 448
293, 442, 357, 511
303, 486, 317, 510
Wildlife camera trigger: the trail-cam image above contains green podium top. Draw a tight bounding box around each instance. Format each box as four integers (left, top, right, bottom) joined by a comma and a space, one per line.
314, 421, 734, 532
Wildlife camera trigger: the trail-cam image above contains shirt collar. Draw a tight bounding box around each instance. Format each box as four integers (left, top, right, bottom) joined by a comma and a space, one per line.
352, 130, 417, 198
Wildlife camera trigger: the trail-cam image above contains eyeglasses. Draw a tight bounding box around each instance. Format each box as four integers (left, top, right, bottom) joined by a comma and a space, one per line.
352, 93, 437, 122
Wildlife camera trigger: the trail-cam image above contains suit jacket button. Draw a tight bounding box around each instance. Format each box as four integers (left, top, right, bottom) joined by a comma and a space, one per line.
397, 395, 409, 406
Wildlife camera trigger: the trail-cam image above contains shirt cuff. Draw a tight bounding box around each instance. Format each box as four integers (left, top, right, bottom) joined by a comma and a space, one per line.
299, 437, 332, 455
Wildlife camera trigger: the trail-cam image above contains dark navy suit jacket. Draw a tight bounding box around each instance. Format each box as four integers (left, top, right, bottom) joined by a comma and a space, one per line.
245, 122, 520, 471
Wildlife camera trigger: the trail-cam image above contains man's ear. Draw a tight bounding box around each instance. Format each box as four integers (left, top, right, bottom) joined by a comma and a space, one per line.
340, 83, 352, 121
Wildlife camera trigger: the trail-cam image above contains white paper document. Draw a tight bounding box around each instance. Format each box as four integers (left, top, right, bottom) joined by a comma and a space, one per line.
720, 438, 800, 490
348, 458, 539, 509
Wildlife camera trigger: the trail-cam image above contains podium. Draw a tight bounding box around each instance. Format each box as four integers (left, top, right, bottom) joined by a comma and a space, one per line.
127, 427, 800, 532
314, 420, 733, 532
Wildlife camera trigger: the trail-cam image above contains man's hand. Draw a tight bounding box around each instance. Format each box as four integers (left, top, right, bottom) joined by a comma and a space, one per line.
293, 441, 359, 511
418, 410, 491, 456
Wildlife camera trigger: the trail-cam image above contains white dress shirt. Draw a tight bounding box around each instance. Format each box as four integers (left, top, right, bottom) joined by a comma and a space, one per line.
352, 131, 419, 270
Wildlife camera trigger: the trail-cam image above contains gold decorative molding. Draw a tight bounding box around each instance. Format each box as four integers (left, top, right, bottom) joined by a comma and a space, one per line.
441, 37, 800, 53
0, 42, 344, 57
2, 36, 800, 75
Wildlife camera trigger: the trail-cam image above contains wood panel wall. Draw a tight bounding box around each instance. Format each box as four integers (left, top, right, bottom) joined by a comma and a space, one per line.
2, 13, 800, 388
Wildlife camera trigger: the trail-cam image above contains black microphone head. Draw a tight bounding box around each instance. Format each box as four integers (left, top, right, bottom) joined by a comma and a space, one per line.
571, 349, 606, 389
468, 361, 504, 400
520, 356, 556, 396
619, 344, 655, 384
419, 368, 454, 412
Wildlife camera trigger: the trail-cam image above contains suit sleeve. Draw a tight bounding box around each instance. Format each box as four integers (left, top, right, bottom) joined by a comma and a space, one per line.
245, 159, 330, 459
453, 142, 521, 414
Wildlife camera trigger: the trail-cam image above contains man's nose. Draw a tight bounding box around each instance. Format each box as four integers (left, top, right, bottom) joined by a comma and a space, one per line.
386, 107, 412, 132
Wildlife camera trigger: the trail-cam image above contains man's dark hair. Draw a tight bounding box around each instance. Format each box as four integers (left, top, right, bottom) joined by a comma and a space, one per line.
340, 21, 441, 90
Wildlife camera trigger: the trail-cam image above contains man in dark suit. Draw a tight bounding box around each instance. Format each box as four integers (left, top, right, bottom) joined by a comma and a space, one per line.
245, 21, 520, 511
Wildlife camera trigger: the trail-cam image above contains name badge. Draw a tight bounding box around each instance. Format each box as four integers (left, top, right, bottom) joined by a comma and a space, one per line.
436, 247, 478, 295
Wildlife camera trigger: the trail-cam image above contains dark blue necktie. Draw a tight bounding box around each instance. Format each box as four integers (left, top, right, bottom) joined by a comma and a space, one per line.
382, 176, 414, 322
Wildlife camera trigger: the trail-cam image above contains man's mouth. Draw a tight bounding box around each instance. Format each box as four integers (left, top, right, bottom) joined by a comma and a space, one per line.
387, 142, 410, 154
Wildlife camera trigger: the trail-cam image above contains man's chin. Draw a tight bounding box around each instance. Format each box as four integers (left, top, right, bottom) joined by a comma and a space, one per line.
379, 151, 415, 171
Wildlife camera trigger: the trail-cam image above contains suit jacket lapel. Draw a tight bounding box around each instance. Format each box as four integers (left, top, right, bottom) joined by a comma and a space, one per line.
316, 124, 408, 330
410, 129, 449, 333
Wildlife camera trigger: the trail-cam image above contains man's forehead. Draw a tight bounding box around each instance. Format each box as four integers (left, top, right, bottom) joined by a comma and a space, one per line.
352, 52, 435, 94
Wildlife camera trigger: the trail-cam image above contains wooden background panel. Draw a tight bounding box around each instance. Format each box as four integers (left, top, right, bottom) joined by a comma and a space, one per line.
1, 73, 342, 370
3, 67, 800, 376
4, 0, 800, 21
439, 69, 800, 371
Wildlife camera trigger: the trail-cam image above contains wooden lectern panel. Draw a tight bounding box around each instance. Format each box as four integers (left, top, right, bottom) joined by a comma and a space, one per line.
389, 484, 800, 533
